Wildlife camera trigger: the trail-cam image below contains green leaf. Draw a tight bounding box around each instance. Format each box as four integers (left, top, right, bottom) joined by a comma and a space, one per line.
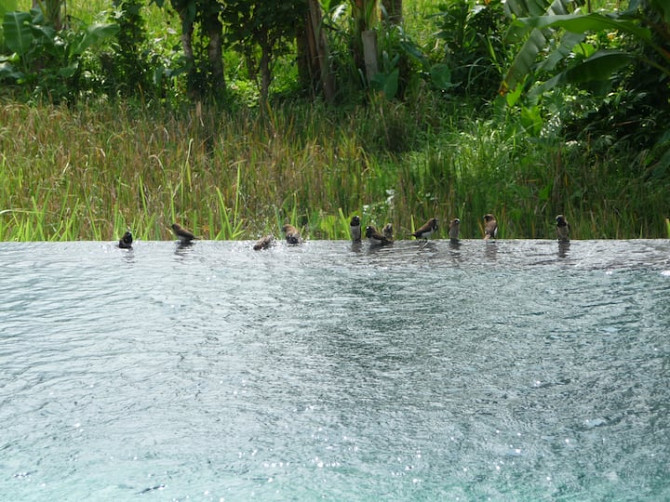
71, 23, 118, 55
509, 13, 652, 44
500, 6, 664, 97
537, 31, 585, 72
0, 0, 18, 12
399, 40, 426, 65
501, 0, 574, 94
505, 82, 524, 107
506, 0, 554, 18
0, 60, 23, 80
500, 28, 546, 95
0, 0, 18, 42
521, 105, 543, 135
430, 63, 455, 91
57, 61, 79, 78
538, 183, 552, 201
3, 11, 33, 55
30, 23, 55, 43
531, 50, 634, 97
563, 50, 634, 84
572, 41, 596, 58
0, 0, 17, 22
648, 0, 670, 23
370, 68, 399, 99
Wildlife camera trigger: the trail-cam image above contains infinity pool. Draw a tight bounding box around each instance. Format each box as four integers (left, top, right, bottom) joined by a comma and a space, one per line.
1, 240, 669, 500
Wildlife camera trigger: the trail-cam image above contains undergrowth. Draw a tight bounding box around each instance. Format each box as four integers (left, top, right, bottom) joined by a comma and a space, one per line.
0, 98, 667, 241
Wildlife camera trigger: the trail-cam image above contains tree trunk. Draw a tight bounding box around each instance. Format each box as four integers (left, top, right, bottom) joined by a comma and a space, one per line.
351, 0, 366, 71
296, 19, 314, 96
382, 0, 402, 25
204, 15, 225, 100
362, 30, 378, 82
259, 33, 271, 104
172, 3, 197, 98
33, 0, 64, 30
306, 0, 335, 103
351, 1, 380, 79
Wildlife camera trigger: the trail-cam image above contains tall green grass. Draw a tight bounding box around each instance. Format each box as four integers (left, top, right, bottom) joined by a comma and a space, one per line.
4, 0, 660, 241
0, 99, 667, 241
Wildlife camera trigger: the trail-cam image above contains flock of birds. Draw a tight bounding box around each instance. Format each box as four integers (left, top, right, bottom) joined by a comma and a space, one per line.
117, 215, 571, 250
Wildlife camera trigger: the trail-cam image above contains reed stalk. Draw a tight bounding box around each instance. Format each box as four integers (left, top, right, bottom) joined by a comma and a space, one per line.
0, 101, 667, 241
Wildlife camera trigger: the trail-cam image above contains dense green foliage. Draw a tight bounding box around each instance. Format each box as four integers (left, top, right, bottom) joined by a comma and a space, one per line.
0, 0, 668, 240
1, 98, 667, 241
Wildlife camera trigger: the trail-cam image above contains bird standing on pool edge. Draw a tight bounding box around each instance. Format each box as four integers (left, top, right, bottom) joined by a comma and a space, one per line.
556, 215, 570, 242
118, 230, 133, 249
350, 215, 361, 242
282, 224, 302, 245
448, 218, 460, 241
366, 225, 392, 246
253, 234, 275, 250
382, 223, 394, 241
483, 214, 498, 240
412, 218, 438, 240
171, 223, 198, 245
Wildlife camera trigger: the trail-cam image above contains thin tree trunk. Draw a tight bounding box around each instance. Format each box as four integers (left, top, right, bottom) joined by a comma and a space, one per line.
306, 0, 335, 103
382, 0, 402, 25
351, 1, 380, 78
181, 24, 193, 63
296, 19, 314, 96
351, 0, 366, 71
362, 30, 378, 82
172, 3, 197, 98
204, 16, 225, 100
259, 33, 271, 104
33, 0, 64, 29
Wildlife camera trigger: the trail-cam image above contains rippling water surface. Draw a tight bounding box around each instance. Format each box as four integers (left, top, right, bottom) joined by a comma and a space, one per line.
1, 239, 669, 501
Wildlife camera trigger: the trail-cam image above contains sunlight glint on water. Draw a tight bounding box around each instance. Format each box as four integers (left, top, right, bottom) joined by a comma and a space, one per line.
1, 240, 669, 500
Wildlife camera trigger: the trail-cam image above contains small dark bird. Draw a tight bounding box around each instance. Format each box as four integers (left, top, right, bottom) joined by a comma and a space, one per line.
448, 218, 460, 241
382, 223, 394, 241
171, 223, 198, 244
556, 215, 570, 242
253, 234, 275, 251
118, 230, 133, 249
282, 224, 302, 245
366, 225, 391, 246
483, 214, 498, 240
412, 218, 438, 240
350, 215, 361, 242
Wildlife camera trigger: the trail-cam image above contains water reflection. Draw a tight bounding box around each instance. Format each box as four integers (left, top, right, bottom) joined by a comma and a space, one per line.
120, 246, 136, 264
1, 240, 670, 501
558, 240, 571, 258
484, 240, 497, 261
174, 241, 196, 256
366, 241, 394, 255
415, 241, 438, 257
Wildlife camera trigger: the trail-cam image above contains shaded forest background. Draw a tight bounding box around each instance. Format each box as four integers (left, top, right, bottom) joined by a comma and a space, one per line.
0, 0, 669, 240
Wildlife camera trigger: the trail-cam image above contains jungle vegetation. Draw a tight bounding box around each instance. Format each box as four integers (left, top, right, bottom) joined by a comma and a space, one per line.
0, 0, 668, 240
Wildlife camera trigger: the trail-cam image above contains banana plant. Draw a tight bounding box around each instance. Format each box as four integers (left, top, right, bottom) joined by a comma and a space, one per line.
499, 0, 670, 97
0, 0, 17, 46
33, 0, 64, 29
350, 0, 379, 80
351, 0, 379, 34
0, 8, 117, 97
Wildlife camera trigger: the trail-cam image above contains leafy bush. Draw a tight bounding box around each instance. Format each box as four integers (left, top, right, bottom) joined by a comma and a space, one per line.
0, 8, 118, 103
432, 0, 509, 100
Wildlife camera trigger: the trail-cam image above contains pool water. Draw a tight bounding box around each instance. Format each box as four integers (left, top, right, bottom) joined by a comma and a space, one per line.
1, 239, 669, 500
